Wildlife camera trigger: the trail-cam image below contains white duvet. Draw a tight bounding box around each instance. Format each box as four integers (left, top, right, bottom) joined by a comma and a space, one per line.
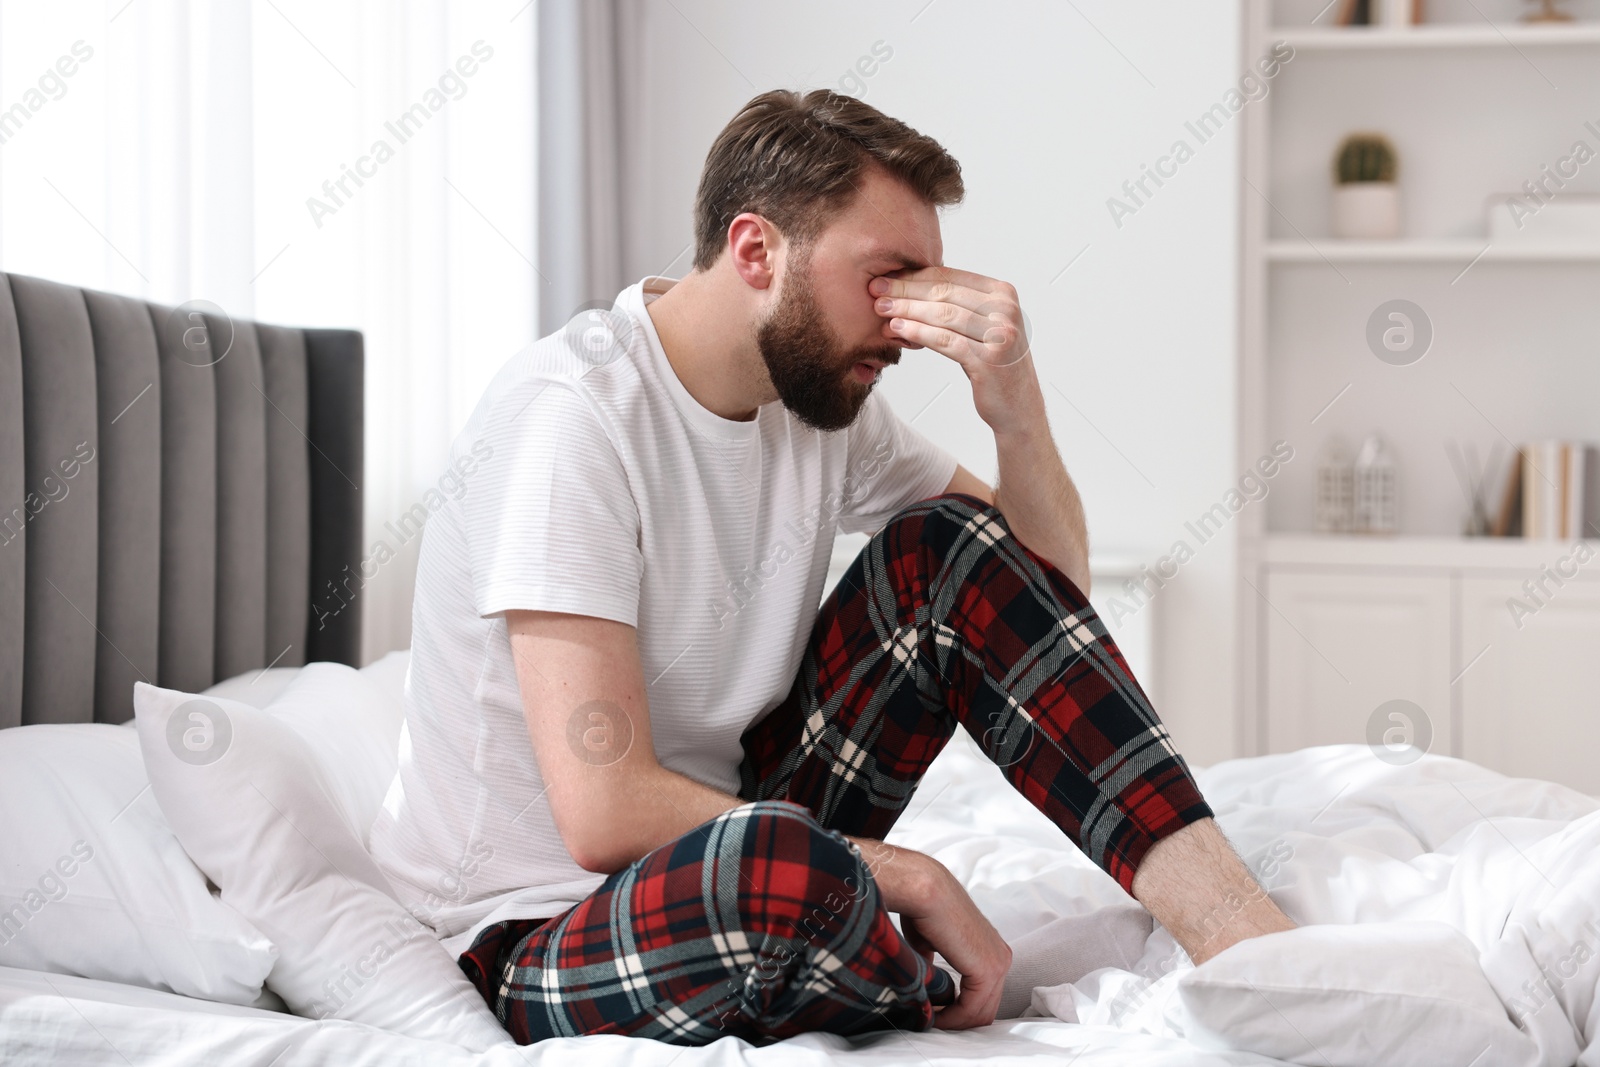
5, 698, 1600, 1065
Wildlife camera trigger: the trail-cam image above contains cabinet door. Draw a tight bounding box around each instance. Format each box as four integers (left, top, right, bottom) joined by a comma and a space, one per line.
1460, 572, 1600, 793
1263, 570, 1452, 755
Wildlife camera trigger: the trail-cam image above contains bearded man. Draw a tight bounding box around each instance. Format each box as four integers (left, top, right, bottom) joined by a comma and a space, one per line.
369, 88, 1294, 1047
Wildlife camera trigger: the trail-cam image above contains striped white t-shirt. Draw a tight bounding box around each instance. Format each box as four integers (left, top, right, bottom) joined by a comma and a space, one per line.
368, 275, 959, 956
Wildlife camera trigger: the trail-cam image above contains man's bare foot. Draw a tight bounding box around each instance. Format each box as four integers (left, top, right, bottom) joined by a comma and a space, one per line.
1129, 818, 1296, 965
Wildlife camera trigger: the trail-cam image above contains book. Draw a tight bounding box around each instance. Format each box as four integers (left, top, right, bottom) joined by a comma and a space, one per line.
1519, 440, 1599, 540
1576, 444, 1600, 540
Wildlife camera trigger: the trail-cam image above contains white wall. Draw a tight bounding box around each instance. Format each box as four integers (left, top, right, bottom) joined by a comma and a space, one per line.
619, 0, 1247, 765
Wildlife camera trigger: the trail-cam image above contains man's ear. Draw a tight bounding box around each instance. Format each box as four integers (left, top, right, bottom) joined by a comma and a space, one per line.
726, 212, 780, 291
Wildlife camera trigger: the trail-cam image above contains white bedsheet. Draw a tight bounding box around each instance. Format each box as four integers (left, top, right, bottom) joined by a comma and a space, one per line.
6, 699, 1599, 1065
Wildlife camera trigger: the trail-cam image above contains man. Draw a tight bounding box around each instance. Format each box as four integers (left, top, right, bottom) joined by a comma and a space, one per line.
368, 88, 1294, 1046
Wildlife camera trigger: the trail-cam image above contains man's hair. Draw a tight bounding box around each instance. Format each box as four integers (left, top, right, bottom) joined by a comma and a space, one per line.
691, 89, 964, 271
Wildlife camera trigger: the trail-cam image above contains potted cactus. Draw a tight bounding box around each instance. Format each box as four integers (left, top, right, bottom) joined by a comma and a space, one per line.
1332, 133, 1400, 239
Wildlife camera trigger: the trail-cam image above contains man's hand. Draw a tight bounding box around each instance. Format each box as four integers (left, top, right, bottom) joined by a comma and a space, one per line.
872, 266, 1090, 593
851, 838, 1011, 1030
869, 267, 1044, 438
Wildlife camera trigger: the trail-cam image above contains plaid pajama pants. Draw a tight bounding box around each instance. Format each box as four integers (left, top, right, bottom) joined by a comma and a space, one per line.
458, 491, 1213, 1045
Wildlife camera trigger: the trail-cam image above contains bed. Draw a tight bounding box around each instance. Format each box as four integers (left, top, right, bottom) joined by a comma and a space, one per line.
2, 270, 1597, 1067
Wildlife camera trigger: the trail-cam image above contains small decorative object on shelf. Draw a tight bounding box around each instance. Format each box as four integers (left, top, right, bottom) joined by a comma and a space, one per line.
1353, 434, 1399, 535
1445, 439, 1504, 537
1523, 0, 1574, 22
1333, 133, 1401, 239
1379, 0, 1422, 27
1336, 0, 1374, 25
1315, 439, 1355, 533
1337, 0, 1424, 26
1487, 192, 1600, 245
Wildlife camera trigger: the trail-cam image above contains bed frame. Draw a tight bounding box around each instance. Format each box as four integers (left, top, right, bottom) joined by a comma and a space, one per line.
0, 272, 364, 729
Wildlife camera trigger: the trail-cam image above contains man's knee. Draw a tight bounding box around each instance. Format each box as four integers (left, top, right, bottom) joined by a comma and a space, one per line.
702, 801, 881, 1022
707, 801, 875, 927
713, 800, 863, 879
873, 491, 1009, 558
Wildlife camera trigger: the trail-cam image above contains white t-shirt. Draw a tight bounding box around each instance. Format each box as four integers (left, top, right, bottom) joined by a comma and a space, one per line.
368, 275, 959, 958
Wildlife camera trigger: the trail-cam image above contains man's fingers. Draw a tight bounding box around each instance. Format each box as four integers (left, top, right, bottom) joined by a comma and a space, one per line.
883, 321, 934, 350
876, 297, 994, 344
932, 996, 974, 1029
871, 275, 993, 313
880, 265, 1006, 297
932, 985, 999, 1030
930, 963, 1004, 1030
878, 320, 924, 349
884, 316, 976, 363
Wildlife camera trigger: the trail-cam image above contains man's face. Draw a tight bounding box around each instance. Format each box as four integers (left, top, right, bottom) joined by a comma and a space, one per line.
754, 165, 943, 433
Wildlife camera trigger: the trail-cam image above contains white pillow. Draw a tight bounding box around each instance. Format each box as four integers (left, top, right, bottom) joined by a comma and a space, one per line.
200, 666, 301, 709
133, 679, 509, 1049
1178, 921, 1539, 1067
266, 663, 401, 843
202, 661, 401, 844
0, 724, 276, 1003
206, 652, 410, 730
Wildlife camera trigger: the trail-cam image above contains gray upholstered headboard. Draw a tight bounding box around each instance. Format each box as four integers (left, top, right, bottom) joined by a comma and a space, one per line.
0, 272, 364, 729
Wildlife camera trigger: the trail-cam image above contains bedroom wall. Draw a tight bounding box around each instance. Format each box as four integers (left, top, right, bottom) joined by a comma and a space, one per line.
617, 0, 1247, 765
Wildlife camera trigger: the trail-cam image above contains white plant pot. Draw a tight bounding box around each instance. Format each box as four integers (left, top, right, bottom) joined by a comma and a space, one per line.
1333, 182, 1401, 240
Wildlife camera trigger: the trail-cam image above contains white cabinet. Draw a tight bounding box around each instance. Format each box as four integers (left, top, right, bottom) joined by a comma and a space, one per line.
1459, 573, 1600, 794
1250, 538, 1600, 794
1262, 570, 1452, 755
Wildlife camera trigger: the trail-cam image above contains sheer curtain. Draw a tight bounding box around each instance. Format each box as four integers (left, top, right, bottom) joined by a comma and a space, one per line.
0, 0, 538, 662
536, 0, 636, 334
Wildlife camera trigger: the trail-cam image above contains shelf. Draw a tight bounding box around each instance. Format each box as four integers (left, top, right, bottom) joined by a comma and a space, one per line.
1252, 533, 1599, 571
1275, 23, 1600, 49
1265, 239, 1600, 263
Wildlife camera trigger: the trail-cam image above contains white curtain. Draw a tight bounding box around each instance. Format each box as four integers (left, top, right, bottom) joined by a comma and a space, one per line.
0, 0, 538, 663
536, 0, 635, 334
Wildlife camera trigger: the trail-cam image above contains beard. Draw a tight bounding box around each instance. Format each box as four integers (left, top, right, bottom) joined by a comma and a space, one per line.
755, 250, 901, 433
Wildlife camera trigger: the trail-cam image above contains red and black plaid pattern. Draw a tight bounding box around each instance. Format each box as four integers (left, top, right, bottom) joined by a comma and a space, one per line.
458, 800, 939, 1044
741, 491, 1213, 894
459, 491, 1211, 1044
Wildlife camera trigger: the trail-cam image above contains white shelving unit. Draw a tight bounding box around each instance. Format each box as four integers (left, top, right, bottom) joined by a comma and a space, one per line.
1235, 2, 1600, 789
1266, 240, 1600, 262
1279, 22, 1600, 48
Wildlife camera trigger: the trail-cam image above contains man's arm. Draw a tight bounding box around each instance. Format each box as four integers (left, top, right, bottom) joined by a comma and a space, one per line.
506, 609, 734, 871
505, 614, 998, 921
505, 608, 1012, 1012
